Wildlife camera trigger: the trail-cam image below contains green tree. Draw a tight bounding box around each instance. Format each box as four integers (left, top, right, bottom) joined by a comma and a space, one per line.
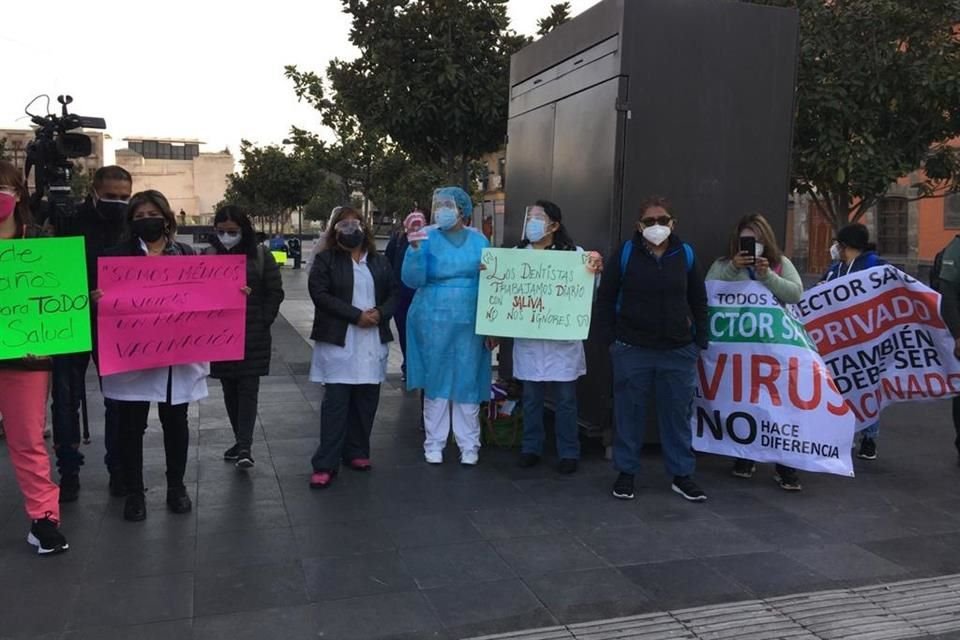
303, 174, 350, 224
323, 0, 528, 187
70, 164, 94, 199
537, 2, 572, 36
222, 140, 321, 232
744, 0, 960, 230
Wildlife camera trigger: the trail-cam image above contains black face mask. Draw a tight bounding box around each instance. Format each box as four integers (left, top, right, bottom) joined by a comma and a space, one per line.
338, 229, 364, 249
132, 217, 166, 243
96, 200, 128, 223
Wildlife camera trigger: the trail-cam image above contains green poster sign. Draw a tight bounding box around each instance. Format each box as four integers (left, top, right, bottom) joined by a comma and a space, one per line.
0, 237, 92, 359
272, 251, 287, 267
475, 248, 595, 340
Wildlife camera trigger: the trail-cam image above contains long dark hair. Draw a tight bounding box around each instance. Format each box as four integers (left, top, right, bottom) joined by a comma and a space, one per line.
0, 160, 33, 229
726, 213, 784, 267
324, 206, 376, 254
519, 199, 576, 251
213, 205, 257, 257
123, 190, 178, 243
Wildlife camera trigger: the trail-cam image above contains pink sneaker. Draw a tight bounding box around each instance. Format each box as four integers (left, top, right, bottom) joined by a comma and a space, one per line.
349, 458, 372, 471
309, 471, 335, 489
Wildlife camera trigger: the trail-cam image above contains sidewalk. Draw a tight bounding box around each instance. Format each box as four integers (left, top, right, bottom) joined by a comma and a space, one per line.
1, 268, 959, 639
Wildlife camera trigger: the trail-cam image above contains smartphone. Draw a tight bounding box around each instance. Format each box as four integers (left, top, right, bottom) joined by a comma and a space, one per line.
738, 237, 757, 263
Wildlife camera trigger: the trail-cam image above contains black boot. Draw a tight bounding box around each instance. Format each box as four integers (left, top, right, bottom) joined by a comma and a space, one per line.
123, 492, 147, 522
166, 487, 192, 514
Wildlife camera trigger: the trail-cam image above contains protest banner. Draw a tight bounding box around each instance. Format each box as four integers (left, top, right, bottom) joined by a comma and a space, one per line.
97, 255, 247, 375
692, 280, 856, 476
475, 248, 595, 340
792, 265, 960, 430
0, 237, 92, 359
272, 251, 287, 267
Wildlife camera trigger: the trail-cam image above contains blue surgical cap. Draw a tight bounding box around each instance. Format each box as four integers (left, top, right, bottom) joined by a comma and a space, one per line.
435, 186, 473, 221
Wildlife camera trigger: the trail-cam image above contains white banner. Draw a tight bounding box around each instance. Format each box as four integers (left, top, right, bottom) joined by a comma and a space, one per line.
692, 281, 856, 476
791, 265, 960, 430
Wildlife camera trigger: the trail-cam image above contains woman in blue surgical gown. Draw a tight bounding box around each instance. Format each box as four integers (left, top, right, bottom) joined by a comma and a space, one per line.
402, 186, 491, 466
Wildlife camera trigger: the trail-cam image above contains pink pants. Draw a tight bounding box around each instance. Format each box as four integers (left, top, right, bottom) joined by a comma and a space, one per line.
0, 370, 59, 522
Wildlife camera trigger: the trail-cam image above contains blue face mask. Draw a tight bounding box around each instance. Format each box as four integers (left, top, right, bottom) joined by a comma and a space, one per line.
436, 207, 459, 230
525, 219, 547, 243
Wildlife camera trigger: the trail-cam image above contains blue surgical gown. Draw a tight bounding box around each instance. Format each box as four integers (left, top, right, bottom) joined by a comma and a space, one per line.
402, 227, 490, 404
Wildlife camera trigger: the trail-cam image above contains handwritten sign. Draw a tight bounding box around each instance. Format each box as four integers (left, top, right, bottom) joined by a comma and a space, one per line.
0, 237, 92, 359
97, 255, 247, 375
476, 248, 594, 340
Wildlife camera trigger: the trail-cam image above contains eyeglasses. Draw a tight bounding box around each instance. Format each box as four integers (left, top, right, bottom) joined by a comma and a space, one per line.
335, 219, 362, 232
640, 216, 672, 226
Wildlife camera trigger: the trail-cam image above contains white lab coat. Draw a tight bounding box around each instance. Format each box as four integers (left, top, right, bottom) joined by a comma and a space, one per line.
512, 245, 587, 383
309, 253, 389, 385
102, 363, 209, 405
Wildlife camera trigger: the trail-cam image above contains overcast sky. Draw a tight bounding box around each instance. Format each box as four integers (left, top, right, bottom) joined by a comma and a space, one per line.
1, 0, 599, 163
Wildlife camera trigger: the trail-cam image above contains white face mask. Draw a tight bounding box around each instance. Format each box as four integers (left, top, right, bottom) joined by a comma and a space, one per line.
642, 224, 671, 246
754, 242, 765, 259
830, 242, 841, 262
218, 231, 242, 249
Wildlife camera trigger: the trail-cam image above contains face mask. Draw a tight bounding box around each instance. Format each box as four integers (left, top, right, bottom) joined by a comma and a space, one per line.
525, 219, 548, 243
0, 192, 15, 222
218, 231, 242, 249
436, 207, 459, 231
96, 198, 128, 222
642, 224, 671, 246
754, 243, 765, 259
830, 242, 841, 262
132, 217, 166, 243
338, 229, 364, 249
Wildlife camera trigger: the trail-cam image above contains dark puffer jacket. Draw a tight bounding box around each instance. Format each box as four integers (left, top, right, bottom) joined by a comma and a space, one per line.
209, 245, 285, 378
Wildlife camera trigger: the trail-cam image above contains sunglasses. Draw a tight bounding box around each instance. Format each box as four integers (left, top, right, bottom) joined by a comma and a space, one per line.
640, 216, 672, 226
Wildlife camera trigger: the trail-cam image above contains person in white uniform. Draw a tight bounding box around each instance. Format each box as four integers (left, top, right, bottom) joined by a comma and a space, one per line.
95, 190, 209, 522
512, 201, 601, 474
308, 207, 398, 489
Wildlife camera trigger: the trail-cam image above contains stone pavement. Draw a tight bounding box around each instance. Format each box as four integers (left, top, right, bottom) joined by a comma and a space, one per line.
2, 269, 960, 639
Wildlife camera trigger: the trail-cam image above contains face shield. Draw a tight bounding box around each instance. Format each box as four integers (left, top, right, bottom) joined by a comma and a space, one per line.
432, 190, 461, 231
522, 205, 553, 243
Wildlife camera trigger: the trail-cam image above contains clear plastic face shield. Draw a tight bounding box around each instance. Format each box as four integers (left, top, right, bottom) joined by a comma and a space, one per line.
334, 218, 362, 234
522, 205, 554, 243
432, 190, 461, 230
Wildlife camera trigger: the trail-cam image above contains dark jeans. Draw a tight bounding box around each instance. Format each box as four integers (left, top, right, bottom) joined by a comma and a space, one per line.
394, 288, 414, 372
611, 342, 699, 477
116, 374, 189, 494
221, 376, 260, 450
51, 353, 121, 477
311, 384, 380, 472
521, 380, 580, 459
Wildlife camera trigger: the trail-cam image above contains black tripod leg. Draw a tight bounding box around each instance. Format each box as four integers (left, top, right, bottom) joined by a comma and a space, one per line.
81, 376, 90, 444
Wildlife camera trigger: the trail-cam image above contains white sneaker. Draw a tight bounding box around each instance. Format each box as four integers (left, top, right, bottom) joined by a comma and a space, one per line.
460, 450, 479, 466
425, 451, 443, 465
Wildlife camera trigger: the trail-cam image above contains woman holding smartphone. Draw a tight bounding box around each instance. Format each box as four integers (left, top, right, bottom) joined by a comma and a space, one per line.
706, 213, 804, 490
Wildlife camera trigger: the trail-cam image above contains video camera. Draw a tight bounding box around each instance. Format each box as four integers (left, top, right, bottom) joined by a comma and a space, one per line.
24, 95, 106, 228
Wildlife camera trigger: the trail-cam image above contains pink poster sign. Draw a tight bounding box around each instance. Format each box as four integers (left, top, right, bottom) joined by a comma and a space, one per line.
97, 255, 247, 375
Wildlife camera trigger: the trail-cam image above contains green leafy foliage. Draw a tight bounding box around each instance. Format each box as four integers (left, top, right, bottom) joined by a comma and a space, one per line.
744, 0, 960, 229
323, 0, 528, 185
537, 2, 572, 36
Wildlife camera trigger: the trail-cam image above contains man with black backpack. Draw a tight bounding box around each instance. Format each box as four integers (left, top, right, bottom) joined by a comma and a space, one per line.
934, 235, 960, 464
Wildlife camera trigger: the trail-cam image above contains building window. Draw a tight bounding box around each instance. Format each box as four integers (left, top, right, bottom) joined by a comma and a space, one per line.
185, 144, 199, 159
497, 156, 506, 190
129, 141, 143, 154
877, 197, 908, 257
142, 140, 158, 159
171, 145, 185, 160
158, 143, 171, 159
945, 193, 960, 229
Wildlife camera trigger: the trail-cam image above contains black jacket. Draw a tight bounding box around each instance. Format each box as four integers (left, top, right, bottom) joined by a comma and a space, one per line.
595, 233, 709, 349
309, 249, 398, 346
208, 244, 285, 378
54, 199, 126, 285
